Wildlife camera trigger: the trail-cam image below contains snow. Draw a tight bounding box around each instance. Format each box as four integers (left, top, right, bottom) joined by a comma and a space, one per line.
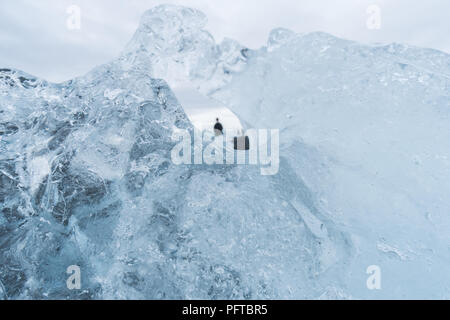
171, 83, 243, 132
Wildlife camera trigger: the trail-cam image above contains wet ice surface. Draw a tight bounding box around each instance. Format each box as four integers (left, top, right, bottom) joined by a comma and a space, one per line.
1, 5, 450, 299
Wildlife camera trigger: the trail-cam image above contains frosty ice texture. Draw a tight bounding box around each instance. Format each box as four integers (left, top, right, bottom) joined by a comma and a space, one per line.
1, 5, 450, 299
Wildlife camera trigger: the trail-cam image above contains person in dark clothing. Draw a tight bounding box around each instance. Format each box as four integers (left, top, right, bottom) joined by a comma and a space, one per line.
214, 118, 223, 136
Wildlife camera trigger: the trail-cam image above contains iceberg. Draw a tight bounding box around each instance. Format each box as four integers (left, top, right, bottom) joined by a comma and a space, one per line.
1, 4, 449, 299
209, 27, 450, 299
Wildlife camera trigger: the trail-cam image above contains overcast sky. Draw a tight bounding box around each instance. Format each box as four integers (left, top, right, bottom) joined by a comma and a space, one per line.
1, 0, 449, 82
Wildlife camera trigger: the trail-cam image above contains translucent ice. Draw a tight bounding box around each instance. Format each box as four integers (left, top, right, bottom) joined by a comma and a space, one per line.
1, 5, 450, 299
